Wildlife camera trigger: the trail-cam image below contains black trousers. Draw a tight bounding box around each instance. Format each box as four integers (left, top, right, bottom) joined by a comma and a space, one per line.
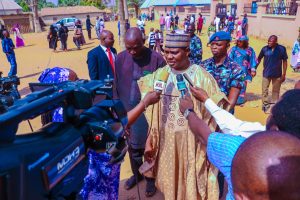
128, 146, 155, 184
87, 29, 91, 39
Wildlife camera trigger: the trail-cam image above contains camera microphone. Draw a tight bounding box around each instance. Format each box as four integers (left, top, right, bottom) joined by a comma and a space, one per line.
176, 74, 187, 97
183, 73, 194, 87
153, 70, 169, 92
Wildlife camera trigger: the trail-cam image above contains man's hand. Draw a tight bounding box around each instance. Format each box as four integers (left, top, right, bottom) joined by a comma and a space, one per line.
281, 74, 286, 83
143, 91, 161, 107
179, 94, 194, 114
190, 86, 209, 103
251, 70, 256, 78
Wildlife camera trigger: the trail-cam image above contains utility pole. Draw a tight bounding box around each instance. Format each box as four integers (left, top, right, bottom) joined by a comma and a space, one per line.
32, 0, 41, 32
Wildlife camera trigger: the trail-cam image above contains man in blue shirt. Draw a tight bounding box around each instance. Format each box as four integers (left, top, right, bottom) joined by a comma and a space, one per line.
179, 88, 300, 200
1, 30, 17, 76
258, 35, 288, 113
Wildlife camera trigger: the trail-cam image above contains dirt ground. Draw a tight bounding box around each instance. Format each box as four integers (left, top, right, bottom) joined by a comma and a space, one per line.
1, 20, 298, 200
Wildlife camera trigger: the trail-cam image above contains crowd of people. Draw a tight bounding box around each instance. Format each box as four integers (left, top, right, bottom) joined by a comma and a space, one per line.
0, 11, 300, 200
83, 11, 300, 199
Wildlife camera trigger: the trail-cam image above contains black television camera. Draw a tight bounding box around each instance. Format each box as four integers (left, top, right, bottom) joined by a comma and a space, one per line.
0, 72, 20, 113
0, 80, 128, 200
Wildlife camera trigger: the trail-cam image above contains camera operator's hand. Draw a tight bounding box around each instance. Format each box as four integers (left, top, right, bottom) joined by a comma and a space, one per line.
190, 86, 209, 103
179, 94, 194, 114
142, 91, 161, 108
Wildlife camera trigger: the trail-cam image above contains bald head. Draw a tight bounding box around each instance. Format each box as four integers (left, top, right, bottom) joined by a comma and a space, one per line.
232, 131, 300, 200
124, 27, 145, 58
100, 30, 114, 48
125, 27, 144, 44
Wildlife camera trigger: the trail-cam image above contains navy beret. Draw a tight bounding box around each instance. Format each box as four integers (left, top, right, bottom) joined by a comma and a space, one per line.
208, 31, 232, 44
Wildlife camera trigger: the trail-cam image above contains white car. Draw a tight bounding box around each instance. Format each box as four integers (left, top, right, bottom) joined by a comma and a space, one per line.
53, 17, 78, 30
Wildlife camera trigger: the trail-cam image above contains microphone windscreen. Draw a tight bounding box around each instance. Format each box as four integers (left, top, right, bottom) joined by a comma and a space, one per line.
158, 70, 170, 83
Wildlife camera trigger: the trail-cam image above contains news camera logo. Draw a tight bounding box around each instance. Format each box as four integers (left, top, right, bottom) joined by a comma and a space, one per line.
57, 146, 80, 172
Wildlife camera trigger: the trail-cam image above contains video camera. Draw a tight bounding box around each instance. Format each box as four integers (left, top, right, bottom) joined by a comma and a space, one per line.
0, 80, 128, 200
0, 72, 20, 113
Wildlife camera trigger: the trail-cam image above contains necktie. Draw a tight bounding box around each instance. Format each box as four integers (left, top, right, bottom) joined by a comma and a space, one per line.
106, 48, 115, 73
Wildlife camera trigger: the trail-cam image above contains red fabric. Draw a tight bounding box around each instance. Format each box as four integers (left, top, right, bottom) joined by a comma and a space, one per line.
106, 48, 115, 73
197, 17, 203, 30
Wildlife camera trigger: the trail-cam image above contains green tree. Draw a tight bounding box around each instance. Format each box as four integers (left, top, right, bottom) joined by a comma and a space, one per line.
128, 0, 144, 18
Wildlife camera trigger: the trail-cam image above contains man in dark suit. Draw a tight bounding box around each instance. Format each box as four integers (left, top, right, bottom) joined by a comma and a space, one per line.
87, 30, 116, 81
86, 15, 94, 40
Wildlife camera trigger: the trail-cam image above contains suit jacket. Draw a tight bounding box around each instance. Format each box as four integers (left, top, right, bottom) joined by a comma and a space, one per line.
87, 45, 117, 80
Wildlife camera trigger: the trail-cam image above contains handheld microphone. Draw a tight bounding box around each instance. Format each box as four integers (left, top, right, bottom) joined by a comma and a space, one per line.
183, 73, 194, 87
176, 74, 187, 97
154, 70, 169, 92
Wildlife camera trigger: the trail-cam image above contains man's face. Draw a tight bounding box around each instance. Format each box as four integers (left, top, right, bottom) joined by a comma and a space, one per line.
164, 47, 189, 70
125, 39, 144, 58
268, 37, 277, 48
210, 40, 229, 57
104, 33, 115, 47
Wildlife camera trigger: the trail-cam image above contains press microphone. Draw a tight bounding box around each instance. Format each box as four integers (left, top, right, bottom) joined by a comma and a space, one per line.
154, 70, 169, 92
176, 74, 187, 97
183, 73, 194, 87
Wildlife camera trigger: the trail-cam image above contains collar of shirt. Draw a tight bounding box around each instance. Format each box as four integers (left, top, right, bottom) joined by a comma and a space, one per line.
208, 56, 231, 68
100, 45, 115, 61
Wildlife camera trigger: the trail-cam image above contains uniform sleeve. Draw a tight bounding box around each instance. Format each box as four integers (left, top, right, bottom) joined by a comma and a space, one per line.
230, 64, 246, 89
228, 47, 235, 60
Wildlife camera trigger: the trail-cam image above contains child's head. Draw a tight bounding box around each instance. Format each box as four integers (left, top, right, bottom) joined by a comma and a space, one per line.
150, 27, 154, 32
2, 30, 9, 38
211, 21, 214, 26
155, 29, 159, 33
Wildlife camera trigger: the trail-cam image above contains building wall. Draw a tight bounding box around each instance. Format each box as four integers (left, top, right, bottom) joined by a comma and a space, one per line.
247, 13, 298, 45
42, 13, 106, 25
0, 9, 22, 15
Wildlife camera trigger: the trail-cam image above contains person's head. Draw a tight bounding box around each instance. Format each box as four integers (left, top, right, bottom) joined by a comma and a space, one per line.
208, 31, 231, 58
155, 29, 159, 33
167, 14, 169, 16
210, 21, 214, 26
266, 89, 300, 137
244, 13, 247, 18
87, 15, 90, 18
96, 16, 99, 20
199, 13, 202, 17
236, 35, 249, 49
60, 22, 64, 26
100, 18, 103, 21
150, 27, 154, 32
187, 23, 196, 37
232, 131, 300, 200
125, 27, 145, 58
164, 33, 190, 71
161, 14, 164, 17
100, 30, 115, 48
268, 35, 278, 48
138, 16, 141, 20
2, 30, 9, 38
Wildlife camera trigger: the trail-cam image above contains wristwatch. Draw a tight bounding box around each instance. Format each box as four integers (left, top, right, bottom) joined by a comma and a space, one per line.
184, 108, 194, 119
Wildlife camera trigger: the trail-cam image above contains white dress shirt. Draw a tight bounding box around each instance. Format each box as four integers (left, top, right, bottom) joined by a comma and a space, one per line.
100, 45, 115, 61
205, 98, 266, 138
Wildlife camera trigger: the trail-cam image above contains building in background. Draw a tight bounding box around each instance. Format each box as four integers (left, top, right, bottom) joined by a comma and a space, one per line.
40, 6, 112, 25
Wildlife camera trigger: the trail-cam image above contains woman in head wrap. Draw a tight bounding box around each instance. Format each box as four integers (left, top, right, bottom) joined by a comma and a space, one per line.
291, 29, 300, 72
11, 24, 25, 48
47, 25, 58, 52
228, 36, 258, 105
